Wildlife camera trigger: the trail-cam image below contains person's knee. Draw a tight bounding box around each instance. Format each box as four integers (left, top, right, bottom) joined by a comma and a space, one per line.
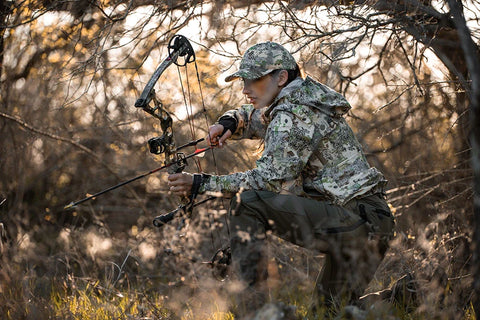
228, 191, 267, 239
229, 190, 258, 215
229, 190, 270, 219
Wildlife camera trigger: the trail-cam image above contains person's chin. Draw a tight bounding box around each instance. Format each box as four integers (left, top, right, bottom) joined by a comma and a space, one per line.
252, 102, 264, 109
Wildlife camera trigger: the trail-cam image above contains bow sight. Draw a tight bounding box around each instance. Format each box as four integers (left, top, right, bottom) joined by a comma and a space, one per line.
148, 131, 171, 154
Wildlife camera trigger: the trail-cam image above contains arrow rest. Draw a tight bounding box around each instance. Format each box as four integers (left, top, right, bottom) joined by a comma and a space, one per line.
167, 152, 187, 174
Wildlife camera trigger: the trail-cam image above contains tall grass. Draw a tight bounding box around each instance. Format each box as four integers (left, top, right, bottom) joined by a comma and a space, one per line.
0, 204, 474, 319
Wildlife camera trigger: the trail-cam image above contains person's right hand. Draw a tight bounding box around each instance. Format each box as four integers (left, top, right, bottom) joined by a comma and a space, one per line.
207, 124, 232, 148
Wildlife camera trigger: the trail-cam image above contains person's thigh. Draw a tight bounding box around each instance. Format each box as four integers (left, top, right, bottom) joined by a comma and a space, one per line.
231, 190, 369, 250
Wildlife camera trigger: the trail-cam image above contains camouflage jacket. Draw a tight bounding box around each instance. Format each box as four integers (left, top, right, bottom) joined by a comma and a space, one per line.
199, 76, 387, 205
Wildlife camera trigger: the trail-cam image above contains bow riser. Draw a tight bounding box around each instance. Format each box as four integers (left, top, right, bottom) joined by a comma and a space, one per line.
134, 35, 196, 175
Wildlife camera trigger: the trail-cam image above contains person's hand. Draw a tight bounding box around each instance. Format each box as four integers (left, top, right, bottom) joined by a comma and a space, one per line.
168, 173, 193, 197
207, 124, 232, 148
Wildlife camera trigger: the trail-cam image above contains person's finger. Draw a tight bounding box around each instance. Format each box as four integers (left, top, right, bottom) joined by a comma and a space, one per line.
167, 173, 183, 186
206, 134, 218, 146
207, 124, 224, 145
169, 184, 188, 195
218, 130, 232, 147
168, 173, 194, 195
168, 173, 182, 181
208, 135, 220, 147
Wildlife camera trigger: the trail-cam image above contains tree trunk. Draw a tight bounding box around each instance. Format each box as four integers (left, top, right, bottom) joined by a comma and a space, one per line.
446, 0, 480, 316
0, 1, 11, 104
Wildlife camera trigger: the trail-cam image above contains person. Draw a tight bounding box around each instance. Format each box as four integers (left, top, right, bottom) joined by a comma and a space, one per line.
167, 41, 395, 314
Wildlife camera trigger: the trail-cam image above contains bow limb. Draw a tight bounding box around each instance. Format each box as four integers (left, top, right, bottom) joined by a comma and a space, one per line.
134, 35, 194, 111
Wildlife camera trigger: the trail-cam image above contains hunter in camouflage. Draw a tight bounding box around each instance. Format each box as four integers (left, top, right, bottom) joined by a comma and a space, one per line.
167, 41, 395, 314
198, 75, 387, 206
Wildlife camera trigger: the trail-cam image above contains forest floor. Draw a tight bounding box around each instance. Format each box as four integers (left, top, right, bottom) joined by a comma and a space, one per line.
0, 201, 474, 319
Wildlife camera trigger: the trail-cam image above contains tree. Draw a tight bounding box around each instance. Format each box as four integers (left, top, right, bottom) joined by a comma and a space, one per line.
0, 0, 478, 317
446, 0, 480, 314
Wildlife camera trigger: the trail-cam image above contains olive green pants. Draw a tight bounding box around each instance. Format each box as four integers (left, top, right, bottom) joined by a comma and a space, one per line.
228, 190, 395, 306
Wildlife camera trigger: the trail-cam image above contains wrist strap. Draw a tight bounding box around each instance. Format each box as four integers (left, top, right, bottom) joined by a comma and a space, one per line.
190, 174, 205, 200
218, 116, 238, 136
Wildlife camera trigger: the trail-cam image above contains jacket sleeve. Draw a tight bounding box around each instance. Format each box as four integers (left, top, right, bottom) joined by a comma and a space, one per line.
200, 109, 315, 194
218, 104, 268, 140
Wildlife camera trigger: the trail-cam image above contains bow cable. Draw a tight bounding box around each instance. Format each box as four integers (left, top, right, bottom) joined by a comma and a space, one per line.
176, 63, 202, 172
193, 55, 231, 244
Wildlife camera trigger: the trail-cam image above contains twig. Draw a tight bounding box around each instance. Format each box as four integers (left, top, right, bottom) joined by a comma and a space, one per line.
0, 111, 100, 161
0, 111, 149, 213
112, 249, 133, 288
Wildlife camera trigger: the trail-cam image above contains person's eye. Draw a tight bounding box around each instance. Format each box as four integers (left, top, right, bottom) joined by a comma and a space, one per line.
242, 78, 252, 86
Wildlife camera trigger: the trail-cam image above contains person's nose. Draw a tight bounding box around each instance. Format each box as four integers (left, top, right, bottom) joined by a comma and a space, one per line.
242, 83, 251, 95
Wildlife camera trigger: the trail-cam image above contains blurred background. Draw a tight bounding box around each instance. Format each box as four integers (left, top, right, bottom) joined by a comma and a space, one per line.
0, 1, 476, 318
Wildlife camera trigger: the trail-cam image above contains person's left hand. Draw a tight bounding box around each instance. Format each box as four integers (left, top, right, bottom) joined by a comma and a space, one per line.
168, 172, 194, 197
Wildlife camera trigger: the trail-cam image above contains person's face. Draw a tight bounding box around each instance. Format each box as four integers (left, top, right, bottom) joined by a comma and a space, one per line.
242, 71, 286, 109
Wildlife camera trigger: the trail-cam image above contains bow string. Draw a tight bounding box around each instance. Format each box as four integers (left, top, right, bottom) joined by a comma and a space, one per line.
63, 34, 230, 274
136, 35, 219, 225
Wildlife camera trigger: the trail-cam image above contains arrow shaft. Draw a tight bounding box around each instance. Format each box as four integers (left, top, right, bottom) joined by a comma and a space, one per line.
65, 146, 212, 209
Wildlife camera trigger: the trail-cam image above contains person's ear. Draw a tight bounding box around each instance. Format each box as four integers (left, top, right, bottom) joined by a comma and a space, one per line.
277, 70, 289, 87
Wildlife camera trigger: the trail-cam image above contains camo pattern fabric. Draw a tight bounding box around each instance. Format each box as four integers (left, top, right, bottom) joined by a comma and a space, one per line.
199, 76, 387, 205
225, 42, 297, 82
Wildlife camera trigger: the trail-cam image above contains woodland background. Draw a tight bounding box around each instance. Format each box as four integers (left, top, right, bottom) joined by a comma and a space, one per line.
0, 0, 479, 319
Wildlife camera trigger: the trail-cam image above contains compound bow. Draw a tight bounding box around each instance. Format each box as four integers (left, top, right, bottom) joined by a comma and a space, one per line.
64, 35, 217, 225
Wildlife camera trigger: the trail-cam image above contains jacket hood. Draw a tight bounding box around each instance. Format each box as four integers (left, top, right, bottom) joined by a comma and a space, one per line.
272, 76, 351, 118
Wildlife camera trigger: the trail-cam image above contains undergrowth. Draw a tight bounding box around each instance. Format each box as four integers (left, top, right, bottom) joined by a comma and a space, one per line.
0, 203, 474, 319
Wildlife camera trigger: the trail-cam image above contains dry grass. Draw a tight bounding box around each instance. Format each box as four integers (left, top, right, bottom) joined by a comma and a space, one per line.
0, 198, 474, 319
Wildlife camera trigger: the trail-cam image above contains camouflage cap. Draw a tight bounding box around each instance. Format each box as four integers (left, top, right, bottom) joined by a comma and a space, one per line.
225, 42, 297, 82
